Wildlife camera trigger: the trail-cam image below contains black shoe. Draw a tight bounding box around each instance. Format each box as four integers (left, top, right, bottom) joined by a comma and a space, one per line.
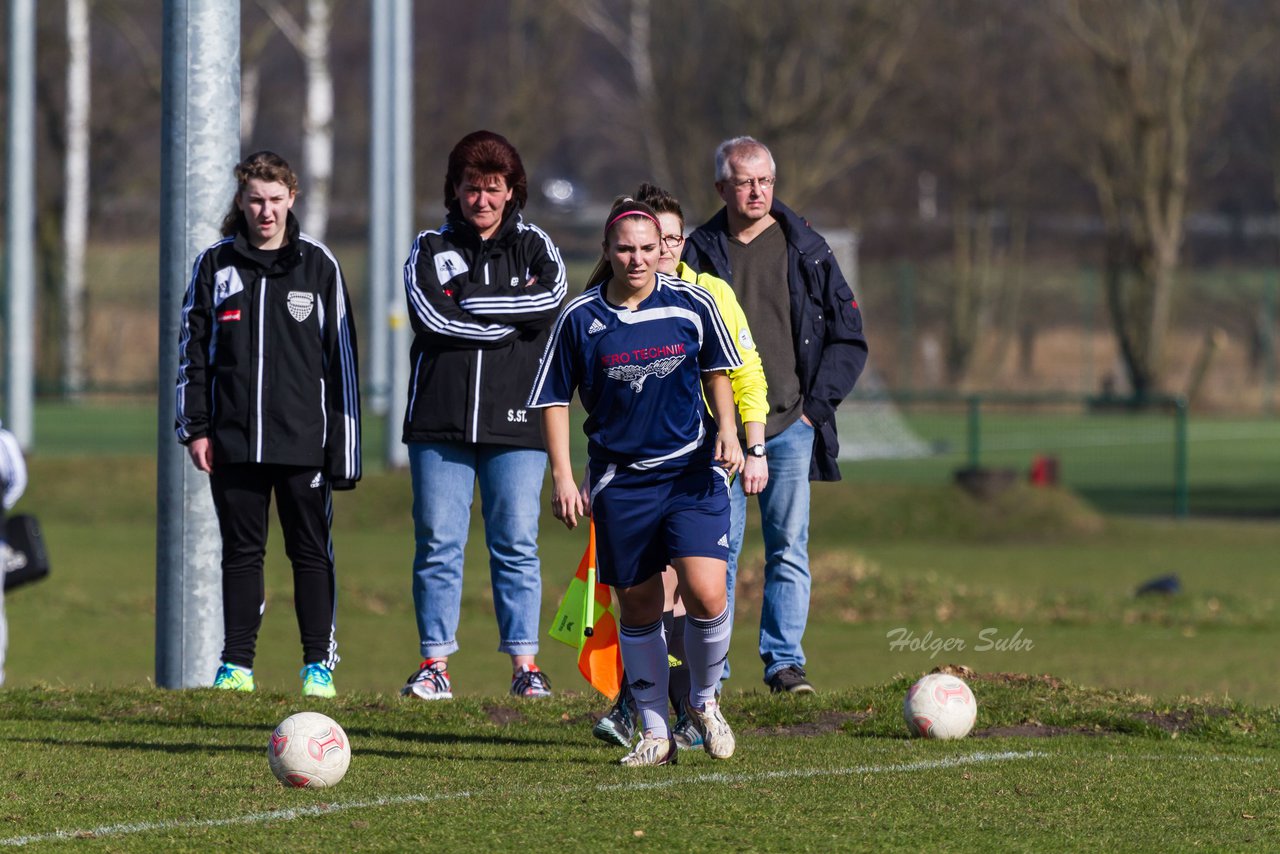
593, 683, 637, 747
767, 665, 815, 694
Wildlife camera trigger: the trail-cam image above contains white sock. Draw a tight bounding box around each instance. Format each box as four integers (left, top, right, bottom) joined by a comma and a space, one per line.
684, 606, 731, 711
619, 618, 670, 738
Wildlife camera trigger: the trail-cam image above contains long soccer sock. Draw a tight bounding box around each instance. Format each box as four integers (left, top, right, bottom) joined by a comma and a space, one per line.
684, 606, 731, 711
666, 612, 691, 715
619, 618, 671, 738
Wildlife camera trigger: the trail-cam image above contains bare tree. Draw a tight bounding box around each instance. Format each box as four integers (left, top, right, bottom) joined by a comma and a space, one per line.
558, 0, 918, 214
256, 0, 334, 239
558, 0, 672, 188
1051, 0, 1255, 396
62, 0, 90, 398
901, 1, 1046, 386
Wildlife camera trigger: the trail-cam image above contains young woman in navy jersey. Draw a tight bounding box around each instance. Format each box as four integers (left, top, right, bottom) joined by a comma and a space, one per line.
529, 197, 743, 766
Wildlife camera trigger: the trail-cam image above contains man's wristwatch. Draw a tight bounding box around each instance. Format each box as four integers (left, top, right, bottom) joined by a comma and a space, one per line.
747, 444, 767, 458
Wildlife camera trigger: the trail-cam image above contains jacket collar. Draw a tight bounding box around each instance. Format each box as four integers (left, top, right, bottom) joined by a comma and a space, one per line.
443, 206, 523, 251
695, 199, 824, 255
231, 211, 303, 273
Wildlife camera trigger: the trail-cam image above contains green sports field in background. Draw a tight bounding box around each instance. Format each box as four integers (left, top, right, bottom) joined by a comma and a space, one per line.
8, 399, 1280, 702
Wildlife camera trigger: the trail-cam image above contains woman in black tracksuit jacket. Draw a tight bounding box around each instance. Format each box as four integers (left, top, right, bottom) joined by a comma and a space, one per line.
175, 150, 361, 697
399, 131, 567, 701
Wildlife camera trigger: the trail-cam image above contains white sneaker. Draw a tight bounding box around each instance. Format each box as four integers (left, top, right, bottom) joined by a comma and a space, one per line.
685, 699, 735, 759
619, 735, 677, 767
401, 659, 452, 700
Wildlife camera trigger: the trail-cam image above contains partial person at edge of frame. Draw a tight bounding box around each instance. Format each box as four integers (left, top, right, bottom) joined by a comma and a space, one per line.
176, 149, 362, 698
0, 422, 27, 688
530, 195, 743, 767
399, 130, 567, 701
591, 181, 769, 752
682, 135, 868, 694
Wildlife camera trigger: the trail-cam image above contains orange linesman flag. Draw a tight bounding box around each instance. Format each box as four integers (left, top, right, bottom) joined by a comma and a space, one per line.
548, 521, 623, 698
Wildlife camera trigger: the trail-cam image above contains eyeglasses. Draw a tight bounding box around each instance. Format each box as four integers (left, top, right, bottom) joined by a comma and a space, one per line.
660, 234, 684, 249
725, 176, 776, 192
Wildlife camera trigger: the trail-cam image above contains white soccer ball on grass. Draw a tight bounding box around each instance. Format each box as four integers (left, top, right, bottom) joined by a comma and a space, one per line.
903, 673, 977, 739
267, 711, 351, 788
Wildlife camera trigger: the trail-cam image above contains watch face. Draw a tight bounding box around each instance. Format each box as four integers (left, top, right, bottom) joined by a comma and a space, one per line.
748, 444, 766, 458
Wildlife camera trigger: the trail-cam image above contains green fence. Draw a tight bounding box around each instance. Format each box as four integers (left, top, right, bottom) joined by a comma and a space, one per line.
837, 391, 1280, 518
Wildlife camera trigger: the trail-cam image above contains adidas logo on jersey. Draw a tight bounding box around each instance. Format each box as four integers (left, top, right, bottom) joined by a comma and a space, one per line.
717, 533, 729, 547
310, 472, 324, 489
587, 318, 606, 335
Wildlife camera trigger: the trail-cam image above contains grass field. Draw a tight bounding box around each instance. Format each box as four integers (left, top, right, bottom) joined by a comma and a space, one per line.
1, 680, 1277, 850
2, 401, 1279, 848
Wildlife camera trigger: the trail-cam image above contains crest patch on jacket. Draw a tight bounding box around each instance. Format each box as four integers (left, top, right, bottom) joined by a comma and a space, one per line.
287, 291, 314, 322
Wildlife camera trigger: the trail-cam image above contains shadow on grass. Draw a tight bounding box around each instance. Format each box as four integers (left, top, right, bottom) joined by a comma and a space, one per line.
0, 734, 577, 762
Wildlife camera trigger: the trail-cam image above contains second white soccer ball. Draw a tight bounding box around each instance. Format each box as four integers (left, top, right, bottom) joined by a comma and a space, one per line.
267, 711, 351, 788
903, 673, 977, 739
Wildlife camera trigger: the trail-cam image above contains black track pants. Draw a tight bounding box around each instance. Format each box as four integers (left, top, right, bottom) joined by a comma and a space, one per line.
209, 463, 338, 670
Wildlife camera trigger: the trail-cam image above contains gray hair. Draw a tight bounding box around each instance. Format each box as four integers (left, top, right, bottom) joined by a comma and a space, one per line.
714, 136, 776, 182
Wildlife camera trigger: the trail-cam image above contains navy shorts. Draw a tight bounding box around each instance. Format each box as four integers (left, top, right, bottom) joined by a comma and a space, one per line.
588, 461, 731, 589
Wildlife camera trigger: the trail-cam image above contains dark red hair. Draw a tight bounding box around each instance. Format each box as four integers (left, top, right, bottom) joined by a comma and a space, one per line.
443, 130, 528, 217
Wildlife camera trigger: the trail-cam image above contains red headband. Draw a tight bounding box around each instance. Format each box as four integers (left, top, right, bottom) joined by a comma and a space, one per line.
605, 209, 660, 238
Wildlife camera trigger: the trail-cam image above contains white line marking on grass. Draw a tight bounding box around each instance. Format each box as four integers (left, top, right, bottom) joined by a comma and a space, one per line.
598, 749, 1045, 792
0, 791, 474, 848
0, 750, 1041, 847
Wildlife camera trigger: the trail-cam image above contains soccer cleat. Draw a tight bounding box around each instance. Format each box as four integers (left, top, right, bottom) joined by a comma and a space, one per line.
671, 711, 704, 751
213, 662, 255, 692
619, 735, 678, 767
593, 687, 637, 747
767, 665, 816, 694
510, 664, 553, 698
685, 699, 736, 759
402, 659, 453, 700
300, 663, 336, 698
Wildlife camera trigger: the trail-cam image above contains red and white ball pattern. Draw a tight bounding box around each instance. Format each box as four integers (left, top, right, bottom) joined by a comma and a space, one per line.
903, 673, 978, 740
267, 711, 351, 788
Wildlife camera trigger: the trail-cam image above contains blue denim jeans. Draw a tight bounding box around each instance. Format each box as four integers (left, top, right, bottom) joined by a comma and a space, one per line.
727, 417, 814, 682
408, 442, 546, 659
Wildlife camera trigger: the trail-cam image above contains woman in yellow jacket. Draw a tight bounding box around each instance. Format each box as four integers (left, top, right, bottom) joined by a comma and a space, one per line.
592, 182, 768, 751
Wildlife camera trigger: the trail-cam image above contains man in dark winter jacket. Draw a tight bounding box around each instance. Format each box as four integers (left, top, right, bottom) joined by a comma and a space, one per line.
683, 136, 867, 694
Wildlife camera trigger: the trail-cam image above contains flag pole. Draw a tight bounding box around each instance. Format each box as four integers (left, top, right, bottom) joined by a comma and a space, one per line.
583, 521, 596, 637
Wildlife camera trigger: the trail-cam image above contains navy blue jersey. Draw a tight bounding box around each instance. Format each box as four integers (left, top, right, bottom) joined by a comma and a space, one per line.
528, 272, 742, 472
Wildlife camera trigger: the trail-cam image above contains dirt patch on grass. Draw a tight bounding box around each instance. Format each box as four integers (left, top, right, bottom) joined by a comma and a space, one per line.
969, 670, 1066, 690
483, 705, 524, 726
746, 710, 870, 737
1132, 707, 1232, 733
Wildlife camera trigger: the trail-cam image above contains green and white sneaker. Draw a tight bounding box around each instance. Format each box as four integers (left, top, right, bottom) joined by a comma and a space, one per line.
213, 662, 255, 692
300, 663, 336, 698
672, 711, 704, 751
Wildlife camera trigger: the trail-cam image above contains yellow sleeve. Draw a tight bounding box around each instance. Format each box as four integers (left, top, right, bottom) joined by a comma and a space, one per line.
680, 264, 769, 426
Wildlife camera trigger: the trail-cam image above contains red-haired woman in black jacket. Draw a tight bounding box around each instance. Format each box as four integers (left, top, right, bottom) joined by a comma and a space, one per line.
399, 131, 567, 700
